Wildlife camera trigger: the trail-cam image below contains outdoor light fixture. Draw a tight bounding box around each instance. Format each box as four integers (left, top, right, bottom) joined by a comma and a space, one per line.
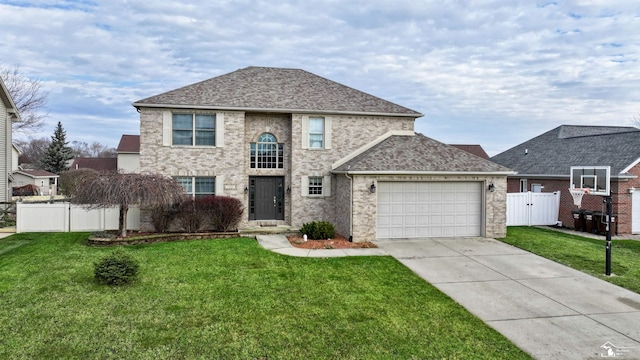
488, 183, 495, 192
629, 187, 636, 194
370, 181, 376, 193
244, 186, 248, 194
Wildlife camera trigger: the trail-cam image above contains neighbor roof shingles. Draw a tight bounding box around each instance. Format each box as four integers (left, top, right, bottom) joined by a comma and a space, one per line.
117, 135, 140, 153
133, 66, 422, 117
490, 125, 640, 177
333, 134, 512, 173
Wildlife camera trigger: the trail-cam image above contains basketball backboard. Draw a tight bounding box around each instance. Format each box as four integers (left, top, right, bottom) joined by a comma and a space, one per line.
570, 166, 611, 196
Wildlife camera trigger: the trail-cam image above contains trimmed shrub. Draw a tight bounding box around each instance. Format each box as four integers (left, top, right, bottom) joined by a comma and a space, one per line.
300, 221, 336, 240
150, 203, 179, 232
199, 196, 244, 232
175, 198, 208, 232
94, 249, 139, 285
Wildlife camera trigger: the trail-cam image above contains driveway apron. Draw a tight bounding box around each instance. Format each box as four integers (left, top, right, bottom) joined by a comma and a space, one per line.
375, 238, 640, 360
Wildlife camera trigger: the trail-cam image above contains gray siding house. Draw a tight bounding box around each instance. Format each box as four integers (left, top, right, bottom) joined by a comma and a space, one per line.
0, 77, 18, 202
133, 66, 512, 241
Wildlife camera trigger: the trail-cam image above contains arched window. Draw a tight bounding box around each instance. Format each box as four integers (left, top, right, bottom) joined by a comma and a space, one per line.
250, 133, 284, 168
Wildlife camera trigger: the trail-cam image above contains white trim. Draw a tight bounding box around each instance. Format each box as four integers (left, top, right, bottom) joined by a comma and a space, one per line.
324, 117, 332, 149
331, 170, 516, 176
301, 116, 309, 149
215, 112, 224, 148
162, 111, 172, 146
300, 175, 309, 196
622, 157, 640, 174
323, 175, 331, 196
331, 130, 415, 170
215, 175, 224, 195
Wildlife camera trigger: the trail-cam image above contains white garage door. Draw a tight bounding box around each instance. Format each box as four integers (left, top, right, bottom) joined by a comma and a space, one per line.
377, 182, 483, 239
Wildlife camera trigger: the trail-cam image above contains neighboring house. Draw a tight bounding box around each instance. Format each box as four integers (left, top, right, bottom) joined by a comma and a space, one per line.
12, 144, 20, 172
0, 77, 18, 202
491, 125, 640, 234
69, 157, 117, 172
132, 66, 512, 241
450, 144, 489, 160
12, 169, 59, 196
116, 134, 140, 173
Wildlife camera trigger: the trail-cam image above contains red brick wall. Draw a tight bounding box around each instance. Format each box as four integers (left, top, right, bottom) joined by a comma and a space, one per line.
507, 168, 640, 235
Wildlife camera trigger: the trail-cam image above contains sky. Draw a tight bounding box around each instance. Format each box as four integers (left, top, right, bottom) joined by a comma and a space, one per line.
0, 0, 638, 156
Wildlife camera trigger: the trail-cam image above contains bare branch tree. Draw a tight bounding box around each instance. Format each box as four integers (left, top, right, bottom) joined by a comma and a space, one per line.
71, 172, 185, 238
0, 65, 49, 134
71, 140, 117, 158
14, 137, 50, 167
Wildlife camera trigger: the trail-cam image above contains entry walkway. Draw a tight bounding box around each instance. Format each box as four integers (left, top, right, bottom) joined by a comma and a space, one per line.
256, 235, 640, 359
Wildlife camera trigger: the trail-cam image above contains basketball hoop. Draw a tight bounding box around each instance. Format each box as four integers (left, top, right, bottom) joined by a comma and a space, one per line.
569, 188, 590, 208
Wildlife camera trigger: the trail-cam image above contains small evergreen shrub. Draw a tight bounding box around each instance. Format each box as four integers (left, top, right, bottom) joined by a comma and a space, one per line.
300, 221, 336, 240
94, 249, 139, 285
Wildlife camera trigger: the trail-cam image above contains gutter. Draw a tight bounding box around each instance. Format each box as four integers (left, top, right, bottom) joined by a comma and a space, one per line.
331, 170, 516, 176
511, 173, 636, 180
131, 103, 423, 118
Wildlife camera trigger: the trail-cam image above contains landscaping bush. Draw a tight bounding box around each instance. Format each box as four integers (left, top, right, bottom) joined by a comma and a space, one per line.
300, 221, 336, 240
199, 196, 244, 232
175, 199, 208, 232
94, 249, 139, 285
150, 203, 179, 232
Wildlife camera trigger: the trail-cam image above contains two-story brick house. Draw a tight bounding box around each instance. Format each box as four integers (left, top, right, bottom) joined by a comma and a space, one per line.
133, 66, 512, 241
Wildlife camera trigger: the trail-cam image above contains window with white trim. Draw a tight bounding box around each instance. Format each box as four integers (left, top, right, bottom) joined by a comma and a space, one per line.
309, 117, 324, 148
519, 179, 527, 192
250, 133, 284, 168
308, 177, 323, 195
175, 176, 215, 198
172, 113, 215, 146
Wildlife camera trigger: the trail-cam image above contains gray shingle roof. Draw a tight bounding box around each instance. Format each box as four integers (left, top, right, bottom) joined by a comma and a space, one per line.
333, 133, 512, 174
490, 125, 640, 177
133, 66, 422, 117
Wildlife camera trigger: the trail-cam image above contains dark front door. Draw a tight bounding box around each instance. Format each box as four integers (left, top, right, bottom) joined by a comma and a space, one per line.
249, 176, 284, 220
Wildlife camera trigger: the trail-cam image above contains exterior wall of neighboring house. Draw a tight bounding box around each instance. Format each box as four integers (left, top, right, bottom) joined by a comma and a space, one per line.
507, 170, 640, 235
117, 153, 140, 173
0, 96, 10, 202
11, 145, 19, 172
12, 172, 58, 196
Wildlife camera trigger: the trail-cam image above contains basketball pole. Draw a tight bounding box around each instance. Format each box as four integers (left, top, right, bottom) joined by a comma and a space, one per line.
604, 196, 612, 276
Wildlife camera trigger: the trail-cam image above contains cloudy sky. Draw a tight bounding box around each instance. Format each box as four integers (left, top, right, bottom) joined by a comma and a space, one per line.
1, 0, 638, 156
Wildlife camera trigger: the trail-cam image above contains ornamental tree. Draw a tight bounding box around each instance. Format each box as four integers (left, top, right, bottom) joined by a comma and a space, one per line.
40, 121, 73, 175
71, 171, 185, 238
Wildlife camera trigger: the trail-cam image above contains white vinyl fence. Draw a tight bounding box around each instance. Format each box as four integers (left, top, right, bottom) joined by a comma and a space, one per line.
16, 202, 140, 233
506, 191, 561, 226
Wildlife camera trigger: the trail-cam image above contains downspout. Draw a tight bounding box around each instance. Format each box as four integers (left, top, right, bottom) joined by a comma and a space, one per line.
345, 174, 353, 242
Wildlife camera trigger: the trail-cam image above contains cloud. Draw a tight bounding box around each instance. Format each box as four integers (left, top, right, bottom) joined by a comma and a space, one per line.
0, 0, 638, 155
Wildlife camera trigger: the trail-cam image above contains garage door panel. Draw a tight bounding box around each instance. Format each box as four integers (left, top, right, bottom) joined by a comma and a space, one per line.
377, 181, 482, 239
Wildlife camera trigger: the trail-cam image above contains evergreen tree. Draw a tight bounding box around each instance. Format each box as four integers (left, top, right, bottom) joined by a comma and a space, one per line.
40, 122, 73, 174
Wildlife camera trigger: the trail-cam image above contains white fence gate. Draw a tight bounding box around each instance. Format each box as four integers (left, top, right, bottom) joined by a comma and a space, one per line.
506, 191, 561, 226
16, 202, 140, 233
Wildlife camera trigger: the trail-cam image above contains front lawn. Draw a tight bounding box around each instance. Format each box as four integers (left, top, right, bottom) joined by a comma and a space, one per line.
500, 227, 640, 294
0, 233, 530, 359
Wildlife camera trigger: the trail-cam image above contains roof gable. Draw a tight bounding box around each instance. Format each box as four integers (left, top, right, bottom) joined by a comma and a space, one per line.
333, 133, 512, 174
133, 66, 422, 117
70, 157, 118, 171
491, 125, 640, 177
117, 135, 140, 153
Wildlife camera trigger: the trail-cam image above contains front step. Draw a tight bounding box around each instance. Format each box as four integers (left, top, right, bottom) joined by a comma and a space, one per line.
239, 225, 299, 235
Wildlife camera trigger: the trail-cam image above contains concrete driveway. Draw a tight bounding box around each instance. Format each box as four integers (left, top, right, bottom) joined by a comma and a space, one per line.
375, 238, 640, 360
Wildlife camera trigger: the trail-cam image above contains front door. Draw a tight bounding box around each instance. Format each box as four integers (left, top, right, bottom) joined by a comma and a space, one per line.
249, 176, 285, 220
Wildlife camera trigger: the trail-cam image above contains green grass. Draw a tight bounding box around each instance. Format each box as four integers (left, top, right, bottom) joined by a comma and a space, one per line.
500, 227, 640, 294
0, 233, 531, 359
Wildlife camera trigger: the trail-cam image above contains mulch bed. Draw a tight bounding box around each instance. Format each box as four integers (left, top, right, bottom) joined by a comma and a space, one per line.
287, 234, 377, 249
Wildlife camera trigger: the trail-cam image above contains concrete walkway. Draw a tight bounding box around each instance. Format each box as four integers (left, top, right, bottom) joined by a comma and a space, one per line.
256, 234, 640, 359
375, 238, 640, 360
255, 234, 387, 257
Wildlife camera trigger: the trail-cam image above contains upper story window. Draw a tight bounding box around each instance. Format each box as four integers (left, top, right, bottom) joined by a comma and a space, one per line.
172, 113, 215, 146
250, 133, 284, 169
309, 117, 324, 148
175, 176, 215, 198
302, 115, 331, 150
